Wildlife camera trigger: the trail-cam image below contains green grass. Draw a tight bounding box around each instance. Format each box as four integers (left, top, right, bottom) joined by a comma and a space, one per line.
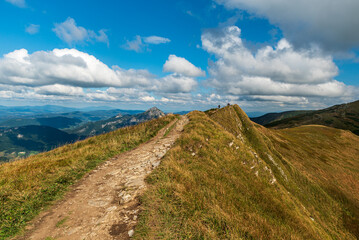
163, 120, 177, 137
134, 106, 359, 239
0, 115, 175, 240
55, 217, 69, 228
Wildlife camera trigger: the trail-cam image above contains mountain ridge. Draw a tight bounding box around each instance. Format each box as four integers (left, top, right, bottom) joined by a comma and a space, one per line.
0, 104, 358, 239
264, 100, 359, 135
67, 107, 165, 137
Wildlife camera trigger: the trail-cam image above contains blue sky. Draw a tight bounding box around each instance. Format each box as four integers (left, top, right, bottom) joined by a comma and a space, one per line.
0, 0, 358, 112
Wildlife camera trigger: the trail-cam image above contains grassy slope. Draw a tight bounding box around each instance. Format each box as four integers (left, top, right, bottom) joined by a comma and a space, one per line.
135, 105, 359, 239
262, 125, 359, 237
0, 115, 175, 239
251, 110, 313, 125
266, 100, 359, 135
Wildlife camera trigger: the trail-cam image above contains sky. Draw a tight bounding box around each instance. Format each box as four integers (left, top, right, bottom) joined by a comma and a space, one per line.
0, 0, 358, 112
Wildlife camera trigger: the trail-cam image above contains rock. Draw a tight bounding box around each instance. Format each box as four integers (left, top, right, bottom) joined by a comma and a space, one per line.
128, 229, 134, 237
106, 206, 117, 212
121, 194, 132, 204
152, 161, 160, 168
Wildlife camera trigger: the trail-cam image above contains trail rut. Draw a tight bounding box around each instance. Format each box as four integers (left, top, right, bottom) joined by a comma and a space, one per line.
17, 115, 188, 240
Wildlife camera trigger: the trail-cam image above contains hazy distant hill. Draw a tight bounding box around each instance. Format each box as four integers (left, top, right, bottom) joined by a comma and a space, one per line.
251, 110, 313, 125
0, 107, 162, 162
0, 125, 78, 161
265, 100, 359, 135
68, 107, 165, 137
0, 106, 144, 124
0, 116, 82, 129
54, 109, 144, 122
0, 105, 77, 122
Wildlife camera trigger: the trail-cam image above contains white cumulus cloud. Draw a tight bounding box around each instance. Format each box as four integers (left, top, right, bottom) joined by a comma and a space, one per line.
35, 84, 84, 96
155, 73, 198, 93
0, 48, 153, 88
202, 26, 353, 101
53, 17, 109, 46
216, 0, 359, 51
163, 55, 205, 77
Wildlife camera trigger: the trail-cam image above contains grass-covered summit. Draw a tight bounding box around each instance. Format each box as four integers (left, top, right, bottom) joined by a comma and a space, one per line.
135, 104, 359, 239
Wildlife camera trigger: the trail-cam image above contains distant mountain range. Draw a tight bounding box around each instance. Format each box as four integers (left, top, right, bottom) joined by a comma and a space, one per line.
67, 107, 165, 137
0, 125, 79, 161
252, 100, 359, 135
0, 116, 82, 129
0, 107, 165, 162
0, 105, 144, 122
251, 110, 314, 125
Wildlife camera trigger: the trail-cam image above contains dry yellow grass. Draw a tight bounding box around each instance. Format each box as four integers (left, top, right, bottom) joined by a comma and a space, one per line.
0, 115, 175, 239
135, 106, 359, 239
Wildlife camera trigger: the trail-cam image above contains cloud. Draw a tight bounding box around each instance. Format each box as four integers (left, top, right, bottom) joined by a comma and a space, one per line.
5, 0, 25, 7
35, 84, 84, 96
163, 55, 205, 77
53, 17, 109, 46
141, 96, 156, 102
25, 24, 40, 35
124, 35, 143, 52
215, 0, 359, 51
0, 48, 153, 88
0, 48, 202, 106
143, 36, 171, 44
124, 35, 170, 52
154, 74, 198, 93
202, 26, 354, 101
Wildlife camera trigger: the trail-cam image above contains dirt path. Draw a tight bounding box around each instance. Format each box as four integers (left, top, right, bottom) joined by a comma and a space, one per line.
18, 115, 188, 240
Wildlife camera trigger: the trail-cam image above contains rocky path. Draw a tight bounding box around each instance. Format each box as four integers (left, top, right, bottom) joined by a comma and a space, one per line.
18, 115, 188, 240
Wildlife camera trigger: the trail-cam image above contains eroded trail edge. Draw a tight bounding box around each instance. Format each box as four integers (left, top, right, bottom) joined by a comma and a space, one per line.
19, 115, 188, 240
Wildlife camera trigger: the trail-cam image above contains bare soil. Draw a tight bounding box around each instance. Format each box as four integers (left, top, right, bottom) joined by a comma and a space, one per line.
16, 115, 188, 240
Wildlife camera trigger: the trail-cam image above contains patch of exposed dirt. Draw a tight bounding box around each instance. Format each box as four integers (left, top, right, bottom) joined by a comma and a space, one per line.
16, 116, 188, 240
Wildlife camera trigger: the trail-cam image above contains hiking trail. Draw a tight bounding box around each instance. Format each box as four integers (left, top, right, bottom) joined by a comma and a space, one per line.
17, 115, 188, 240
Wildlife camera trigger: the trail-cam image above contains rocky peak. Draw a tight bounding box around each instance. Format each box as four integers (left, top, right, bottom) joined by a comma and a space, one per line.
144, 107, 165, 117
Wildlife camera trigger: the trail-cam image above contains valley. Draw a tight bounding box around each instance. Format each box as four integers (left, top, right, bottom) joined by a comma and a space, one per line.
0, 107, 165, 162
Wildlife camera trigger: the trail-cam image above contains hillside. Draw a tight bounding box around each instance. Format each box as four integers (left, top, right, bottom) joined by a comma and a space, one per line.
0, 126, 79, 161
135, 105, 359, 239
68, 107, 165, 137
0, 108, 162, 162
0, 116, 81, 129
0, 105, 77, 122
1, 105, 359, 239
36, 109, 144, 123
251, 110, 313, 125
265, 100, 359, 135
0, 115, 175, 239
0, 106, 143, 124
